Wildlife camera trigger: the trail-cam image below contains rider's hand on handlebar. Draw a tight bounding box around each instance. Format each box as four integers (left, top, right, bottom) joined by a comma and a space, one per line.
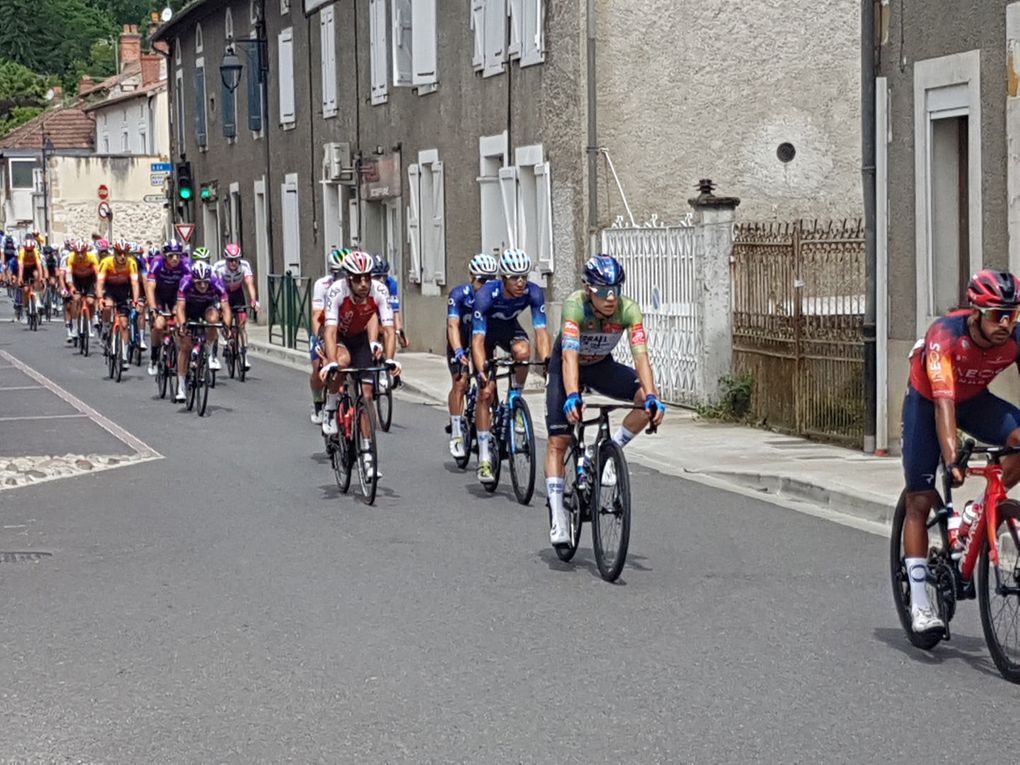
319, 361, 339, 382
947, 462, 965, 488
644, 394, 666, 427
385, 358, 401, 377
563, 391, 584, 424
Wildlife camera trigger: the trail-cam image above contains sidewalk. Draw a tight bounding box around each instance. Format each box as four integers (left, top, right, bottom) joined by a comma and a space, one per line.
247, 325, 909, 528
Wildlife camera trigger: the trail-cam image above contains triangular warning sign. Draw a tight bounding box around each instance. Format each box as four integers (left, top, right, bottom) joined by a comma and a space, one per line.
175, 223, 195, 243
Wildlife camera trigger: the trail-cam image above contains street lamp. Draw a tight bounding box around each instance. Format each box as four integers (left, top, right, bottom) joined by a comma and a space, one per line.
220, 36, 267, 94
219, 46, 242, 93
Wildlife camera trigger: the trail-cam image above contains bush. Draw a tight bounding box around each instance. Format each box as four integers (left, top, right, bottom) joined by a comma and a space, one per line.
698, 372, 754, 421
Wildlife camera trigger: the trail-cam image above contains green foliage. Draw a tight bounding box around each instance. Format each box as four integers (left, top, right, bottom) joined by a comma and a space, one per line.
0, 106, 45, 137
697, 373, 755, 422
0, 59, 49, 138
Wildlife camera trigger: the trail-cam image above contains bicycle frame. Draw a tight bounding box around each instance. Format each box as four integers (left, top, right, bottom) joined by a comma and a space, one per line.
959, 462, 1011, 581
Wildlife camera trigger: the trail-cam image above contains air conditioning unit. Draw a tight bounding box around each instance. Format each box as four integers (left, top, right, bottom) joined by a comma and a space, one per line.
325, 142, 352, 182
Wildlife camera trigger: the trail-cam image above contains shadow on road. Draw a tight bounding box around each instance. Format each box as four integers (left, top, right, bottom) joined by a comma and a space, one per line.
872, 627, 1000, 678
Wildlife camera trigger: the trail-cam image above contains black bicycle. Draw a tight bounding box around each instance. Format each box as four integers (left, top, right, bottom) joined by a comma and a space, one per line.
153, 311, 179, 401
553, 402, 657, 582
480, 358, 544, 504
447, 368, 478, 470
224, 304, 255, 382
184, 320, 224, 416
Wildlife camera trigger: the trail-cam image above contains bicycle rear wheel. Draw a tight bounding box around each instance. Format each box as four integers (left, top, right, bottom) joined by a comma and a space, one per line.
197, 353, 211, 416
226, 338, 236, 378
978, 499, 1020, 682
113, 333, 124, 383
508, 397, 536, 505
453, 386, 476, 470
377, 374, 393, 433
330, 411, 353, 494
237, 346, 247, 382
591, 440, 631, 582
483, 400, 502, 493
156, 346, 168, 399
355, 397, 378, 505
552, 447, 585, 562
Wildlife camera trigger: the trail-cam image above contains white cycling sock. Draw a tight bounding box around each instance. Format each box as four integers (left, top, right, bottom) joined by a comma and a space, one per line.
325, 392, 339, 411
547, 477, 565, 517
177, 374, 186, 390
477, 431, 491, 462
906, 557, 931, 611
451, 415, 464, 436
613, 426, 637, 448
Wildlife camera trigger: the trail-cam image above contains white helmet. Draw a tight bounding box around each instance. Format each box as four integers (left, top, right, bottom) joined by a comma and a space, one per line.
468, 253, 499, 278
499, 248, 531, 276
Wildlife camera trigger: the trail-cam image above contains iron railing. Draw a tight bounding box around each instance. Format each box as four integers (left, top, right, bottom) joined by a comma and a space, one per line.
267, 272, 313, 350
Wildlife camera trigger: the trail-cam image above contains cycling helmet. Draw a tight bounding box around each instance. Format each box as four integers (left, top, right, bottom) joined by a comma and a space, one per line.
469, 253, 499, 278
131, 241, 144, 255
112, 239, 130, 254
582, 255, 626, 287
499, 248, 531, 276
192, 246, 211, 262
967, 270, 1020, 309
191, 261, 212, 281
42, 244, 54, 256
326, 248, 346, 273
95, 238, 110, 253
71, 239, 88, 253
371, 254, 389, 276
23, 238, 36, 250
223, 243, 242, 260
163, 239, 184, 254
342, 250, 375, 276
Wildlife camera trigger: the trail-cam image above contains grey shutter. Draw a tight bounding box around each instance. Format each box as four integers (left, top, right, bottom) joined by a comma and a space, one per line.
247, 44, 263, 131
194, 64, 207, 147
222, 76, 237, 139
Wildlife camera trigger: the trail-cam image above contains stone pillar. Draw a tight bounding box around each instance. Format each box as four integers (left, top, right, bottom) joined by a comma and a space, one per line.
688, 179, 740, 403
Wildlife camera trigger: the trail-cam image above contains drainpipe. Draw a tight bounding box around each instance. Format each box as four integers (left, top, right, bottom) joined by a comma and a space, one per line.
862, 0, 878, 454
257, 1, 276, 273
586, 0, 598, 256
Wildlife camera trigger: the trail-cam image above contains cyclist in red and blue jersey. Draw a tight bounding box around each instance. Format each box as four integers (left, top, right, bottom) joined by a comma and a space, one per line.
470, 248, 551, 485
445, 253, 499, 458
902, 269, 1020, 635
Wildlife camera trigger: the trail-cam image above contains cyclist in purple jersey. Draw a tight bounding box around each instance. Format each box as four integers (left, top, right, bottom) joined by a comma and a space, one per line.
145, 239, 191, 376
173, 262, 231, 402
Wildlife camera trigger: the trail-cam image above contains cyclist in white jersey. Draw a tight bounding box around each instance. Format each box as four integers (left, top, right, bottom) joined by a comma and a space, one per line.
308, 247, 350, 423
211, 243, 259, 371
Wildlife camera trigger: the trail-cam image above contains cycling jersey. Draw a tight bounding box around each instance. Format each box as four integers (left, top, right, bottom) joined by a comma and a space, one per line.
147, 255, 192, 304
376, 275, 400, 312
471, 280, 546, 336
323, 279, 393, 336
212, 258, 254, 293
907, 310, 1020, 403
447, 283, 477, 331
66, 251, 100, 278
312, 274, 340, 312
177, 274, 228, 320
97, 255, 139, 286
17, 247, 41, 268
559, 289, 647, 365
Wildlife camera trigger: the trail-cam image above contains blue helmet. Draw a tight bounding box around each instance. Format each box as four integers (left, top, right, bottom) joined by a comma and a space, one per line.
371, 254, 389, 276
163, 239, 184, 254
583, 255, 625, 287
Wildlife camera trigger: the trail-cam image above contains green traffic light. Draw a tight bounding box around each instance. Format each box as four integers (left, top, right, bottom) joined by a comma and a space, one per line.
200, 188, 212, 201
179, 187, 193, 200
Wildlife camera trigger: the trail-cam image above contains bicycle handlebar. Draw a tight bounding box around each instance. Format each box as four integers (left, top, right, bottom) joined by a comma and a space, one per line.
575, 401, 659, 435
942, 437, 1020, 501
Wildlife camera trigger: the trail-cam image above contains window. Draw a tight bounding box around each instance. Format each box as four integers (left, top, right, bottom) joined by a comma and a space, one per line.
369, 0, 388, 104
389, 0, 438, 93
281, 0, 289, 15
225, 8, 234, 40
477, 132, 515, 255
406, 149, 446, 294
103, 135, 110, 153
515, 144, 553, 273
473, 0, 506, 77
10, 159, 37, 189
175, 68, 186, 150
195, 23, 204, 54
516, 0, 544, 66
281, 173, 300, 275
278, 28, 295, 126
320, 6, 338, 117
138, 123, 147, 153
195, 57, 207, 148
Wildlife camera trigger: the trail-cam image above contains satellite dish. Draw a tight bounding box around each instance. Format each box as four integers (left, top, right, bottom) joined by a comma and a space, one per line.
160, 6, 173, 22
44, 88, 55, 102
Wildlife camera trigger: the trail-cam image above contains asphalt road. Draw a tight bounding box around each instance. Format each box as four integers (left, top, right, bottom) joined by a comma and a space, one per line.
1, 297, 1017, 763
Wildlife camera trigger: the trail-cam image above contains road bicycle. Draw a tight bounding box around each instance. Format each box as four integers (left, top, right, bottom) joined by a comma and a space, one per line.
183, 320, 224, 417
22, 281, 39, 331
102, 302, 135, 382
376, 366, 402, 432
127, 304, 144, 367
153, 311, 178, 401
223, 304, 255, 382
446, 365, 477, 470
891, 438, 1020, 682
552, 402, 657, 582
75, 293, 94, 357
480, 357, 544, 505
324, 363, 393, 505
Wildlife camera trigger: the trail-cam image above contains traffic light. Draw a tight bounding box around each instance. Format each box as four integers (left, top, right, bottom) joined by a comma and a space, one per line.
176, 162, 194, 201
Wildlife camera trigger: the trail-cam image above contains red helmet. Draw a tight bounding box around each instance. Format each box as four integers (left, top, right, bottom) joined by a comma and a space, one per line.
967, 270, 1020, 309
113, 239, 131, 254
223, 242, 242, 260
23, 239, 36, 250
342, 250, 375, 277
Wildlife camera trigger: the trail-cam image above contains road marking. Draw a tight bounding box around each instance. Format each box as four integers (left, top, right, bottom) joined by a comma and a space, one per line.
0, 350, 163, 460
0, 385, 43, 391
0, 414, 89, 422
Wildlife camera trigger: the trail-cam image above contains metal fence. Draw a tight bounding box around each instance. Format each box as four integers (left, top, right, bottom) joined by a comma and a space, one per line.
268, 272, 313, 350
731, 219, 866, 445
601, 222, 702, 405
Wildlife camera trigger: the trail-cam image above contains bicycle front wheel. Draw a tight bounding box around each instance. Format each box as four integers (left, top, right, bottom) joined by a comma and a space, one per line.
376, 378, 393, 433
197, 353, 211, 416
890, 491, 950, 650
552, 447, 585, 562
591, 440, 631, 582
237, 346, 247, 382
484, 400, 502, 493
156, 346, 168, 399
226, 339, 237, 378
508, 397, 536, 505
113, 334, 124, 383
355, 397, 378, 505
978, 499, 1020, 682
330, 417, 353, 495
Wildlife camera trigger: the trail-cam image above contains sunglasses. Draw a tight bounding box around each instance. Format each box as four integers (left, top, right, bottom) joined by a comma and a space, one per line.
504, 275, 528, 284
589, 285, 621, 300
349, 274, 373, 283
193, 279, 209, 286
981, 307, 1020, 325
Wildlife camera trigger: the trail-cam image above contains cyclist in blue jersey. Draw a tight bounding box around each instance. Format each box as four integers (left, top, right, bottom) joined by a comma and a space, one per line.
372, 255, 407, 350
446, 253, 499, 458
471, 248, 551, 485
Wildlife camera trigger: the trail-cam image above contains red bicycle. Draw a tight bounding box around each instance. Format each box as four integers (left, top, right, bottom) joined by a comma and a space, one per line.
891, 438, 1020, 682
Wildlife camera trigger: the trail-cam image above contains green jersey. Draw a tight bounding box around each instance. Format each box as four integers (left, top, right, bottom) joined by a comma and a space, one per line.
560, 289, 647, 365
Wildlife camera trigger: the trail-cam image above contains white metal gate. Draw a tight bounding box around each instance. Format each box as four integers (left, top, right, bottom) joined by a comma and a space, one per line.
600, 222, 702, 404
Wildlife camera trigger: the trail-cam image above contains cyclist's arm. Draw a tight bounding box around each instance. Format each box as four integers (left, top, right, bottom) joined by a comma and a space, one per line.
244, 274, 257, 304
447, 316, 463, 352
96, 271, 106, 300
220, 301, 232, 328
935, 398, 960, 468
143, 277, 157, 309
129, 274, 140, 303
529, 284, 550, 360
471, 288, 491, 374
175, 295, 186, 328
536, 326, 551, 362
323, 324, 338, 365
382, 323, 396, 360
471, 331, 487, 378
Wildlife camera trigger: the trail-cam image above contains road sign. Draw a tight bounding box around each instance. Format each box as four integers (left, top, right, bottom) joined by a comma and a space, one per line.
150, 172, 169, 186
175, 223, 195, 242
97, 201, 112, 219
151, 162, 173, 172
98, 184, 109, 200
142, 194, 165, 203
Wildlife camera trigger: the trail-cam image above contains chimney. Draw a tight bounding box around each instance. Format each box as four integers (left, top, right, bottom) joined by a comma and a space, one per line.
78, 74, 94, 95
118, 24, 142, 72
140, 54, 163, 87
51, 85, 63, 101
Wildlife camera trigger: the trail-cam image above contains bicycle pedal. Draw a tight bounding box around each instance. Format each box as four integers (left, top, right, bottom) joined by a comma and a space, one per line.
444, 424, 452, 434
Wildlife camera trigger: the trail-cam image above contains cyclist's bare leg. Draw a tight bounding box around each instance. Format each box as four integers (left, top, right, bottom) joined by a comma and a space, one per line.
904, 490, 940, 559
510, 339, 531, 388
448, 369, 469, 415
545, 434, 571, 480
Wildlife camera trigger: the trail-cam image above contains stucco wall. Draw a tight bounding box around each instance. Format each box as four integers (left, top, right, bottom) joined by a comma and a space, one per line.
595, 0, 862, 224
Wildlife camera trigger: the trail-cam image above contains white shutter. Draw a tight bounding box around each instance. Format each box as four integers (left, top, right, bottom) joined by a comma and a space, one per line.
498, 165, 518, 250
411, 0, 437, 86
470, 0, 485, 71
320, 7, 337, 117
535, 161, 553, 273
483, 0, 506, 77
428, 160, 446, 286
391, 0, 413, 87
406, 163, 422, 282
507, 0, 522, 60
278, 28, 295, 124
369, 0, 388, 104
521, 0, 544, 67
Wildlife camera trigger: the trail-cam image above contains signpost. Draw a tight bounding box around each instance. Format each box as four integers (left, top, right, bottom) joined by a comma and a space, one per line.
98, 184, 109, 200
142, 194, 165, 203
97, 201, 112, 219
174, 223, 195, 242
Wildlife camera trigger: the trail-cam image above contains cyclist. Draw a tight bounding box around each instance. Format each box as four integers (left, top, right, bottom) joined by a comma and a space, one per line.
145, 240, 191, 376
470, 248, 551, 485
128, 242, 149, 352
17, 237, 48, 322
1, 230, 15, 289
309, 247, 350, 424
901, 270, 1020, 634
212, 243, 260, 372
445, 253, 499, 458
544, 255, 666, 545
191, 246, 211, 264
56, 243, 74, 340
318, 251, 398, 479
174, 261, 231, 403
372, 255, 407, 350
43, 244, 60, 318
96, 239, 141, 363
65, 239, 99, 340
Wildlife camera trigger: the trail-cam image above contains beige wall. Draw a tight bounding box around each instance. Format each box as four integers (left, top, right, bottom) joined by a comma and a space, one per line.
93, 90, 169, 156
595, 0, 862, 224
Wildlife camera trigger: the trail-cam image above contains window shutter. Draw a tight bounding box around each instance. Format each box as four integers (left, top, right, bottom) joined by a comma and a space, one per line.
483, 0, 506, 77
428, 160, 446, 285
498, 165, 518, 250
507, 0, 523, 59
521, 0, 544, 66
278, 28, 295, 124
535, 161, 553, 273
369, 0, 388, 104
406, 163, 421, 282
392, 0, 413, 87
246, 44, 263, 131
222, 74, 237, 139
321, 7, 337, 116
411, 0, 437, 86
194, 63, 207, 147
470, 0, 485, 71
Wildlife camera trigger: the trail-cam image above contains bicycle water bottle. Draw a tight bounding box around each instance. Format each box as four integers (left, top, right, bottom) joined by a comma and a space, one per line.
959, 500, 981, 542
577, 448, 590, 491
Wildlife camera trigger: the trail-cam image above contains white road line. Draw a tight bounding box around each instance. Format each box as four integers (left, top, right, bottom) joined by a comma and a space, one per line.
0, 385, 43, 391
0, 413, 89, 422
0, 350, 163, 459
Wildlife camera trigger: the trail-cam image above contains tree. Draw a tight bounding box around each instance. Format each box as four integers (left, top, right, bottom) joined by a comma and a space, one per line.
0, 59, 48, 137
0, 0, 52, 73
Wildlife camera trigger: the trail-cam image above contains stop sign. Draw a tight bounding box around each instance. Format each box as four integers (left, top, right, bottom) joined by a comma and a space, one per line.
98, 184, 109, 200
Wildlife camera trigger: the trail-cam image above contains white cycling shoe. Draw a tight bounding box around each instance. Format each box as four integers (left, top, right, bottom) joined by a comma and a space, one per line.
449, 435, 466, 458
911, 607, 945, 634
550, 508, 571, 546
310, 408, 324, 425
321, 411, 338, 436
209, 356, 222, 371
173, 388, 186, 403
